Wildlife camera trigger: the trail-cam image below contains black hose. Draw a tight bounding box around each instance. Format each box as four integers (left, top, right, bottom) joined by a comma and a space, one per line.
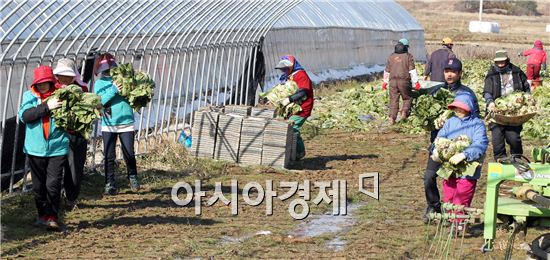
530, 193, 550, 208
530, 233, 550, 259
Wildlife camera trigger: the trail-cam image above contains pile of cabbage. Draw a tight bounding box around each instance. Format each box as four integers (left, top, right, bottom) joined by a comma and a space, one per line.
307, 83, 388, 130
493, 92, 538, 116
111, 63, 155, 111
407, 88, 455, 131
260, 80, 303, 118
48, 85, 102, 139
433, 135, 479, 180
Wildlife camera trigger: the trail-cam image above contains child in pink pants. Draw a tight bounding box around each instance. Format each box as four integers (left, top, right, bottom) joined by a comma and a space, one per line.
432, 93, 488, 215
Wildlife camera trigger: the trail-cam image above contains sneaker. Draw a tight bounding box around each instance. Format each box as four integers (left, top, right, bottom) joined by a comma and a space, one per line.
65, 199, 78, 212
34, 216, 49, 227
45, 216, 61, 231
104, 183, 118, 195
129, 175, 140, 191
465, 224, 484, 237
422, 207, 439, 224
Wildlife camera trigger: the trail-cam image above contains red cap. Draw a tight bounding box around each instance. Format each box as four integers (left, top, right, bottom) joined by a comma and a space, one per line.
32, 66, 56, 86
534, 40, 543, 48
448, 100, 470, 112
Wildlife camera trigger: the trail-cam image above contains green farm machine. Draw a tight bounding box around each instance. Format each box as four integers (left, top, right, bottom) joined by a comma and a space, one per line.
425, 146, 550, 259
482, 146, 550, 257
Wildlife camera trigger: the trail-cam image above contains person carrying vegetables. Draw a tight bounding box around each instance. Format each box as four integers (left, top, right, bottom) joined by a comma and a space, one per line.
484, 50, 531, 161
382, 42, 421, 124
422, 57, 480, 224
274, 55, 313, 160
19, 66, 68, 231
93, 53, 140, 195
518, 40, 547, 88
53, 58, 88, 211
431, 93, 488, 225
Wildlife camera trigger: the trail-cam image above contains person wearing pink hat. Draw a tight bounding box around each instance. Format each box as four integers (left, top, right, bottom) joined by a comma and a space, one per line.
93, 53, 140, 195
18, 66, 68, 231
431, 93, 488, 227
519, 40, 547, 88
53, 58, 89, 211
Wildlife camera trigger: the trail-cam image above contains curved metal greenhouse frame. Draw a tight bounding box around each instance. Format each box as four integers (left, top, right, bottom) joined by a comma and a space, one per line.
0, 0, 423, 193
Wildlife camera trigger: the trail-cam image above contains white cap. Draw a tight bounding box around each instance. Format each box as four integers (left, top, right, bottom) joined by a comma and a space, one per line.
275, 59, 293, 69
53, 58, 77, 77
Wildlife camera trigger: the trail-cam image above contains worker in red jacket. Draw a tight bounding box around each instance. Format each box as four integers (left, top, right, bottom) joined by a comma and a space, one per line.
519, 39, 547, 89
275, 55, 314, 160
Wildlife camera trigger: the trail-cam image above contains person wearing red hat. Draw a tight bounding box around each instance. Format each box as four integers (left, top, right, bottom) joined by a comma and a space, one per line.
519, 40, 547, 89
18, 65, 68, 231
93, 53, 140, 195
431, 93, 488, 227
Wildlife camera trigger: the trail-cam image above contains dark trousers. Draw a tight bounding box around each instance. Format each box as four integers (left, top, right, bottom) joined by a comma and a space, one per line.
490, 123, 523, 160
389, 79, 412, 120
63, 133, 87, 201
424, 156, 442, 212
103, 131, 137, 185
28, 155, 66, 218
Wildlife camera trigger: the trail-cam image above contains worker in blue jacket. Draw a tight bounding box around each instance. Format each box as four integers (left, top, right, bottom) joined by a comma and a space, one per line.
422, 57, 480, 223
93, 53, 140, 195
19, 65, 68, 231
431, 93, 488, 224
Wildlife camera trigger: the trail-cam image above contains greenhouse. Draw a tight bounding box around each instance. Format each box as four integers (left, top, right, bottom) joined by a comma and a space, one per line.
1, 0, 424, 192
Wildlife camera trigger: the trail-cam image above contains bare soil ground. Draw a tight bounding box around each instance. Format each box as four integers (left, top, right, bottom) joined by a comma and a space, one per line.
2, 2, 549, 259
1, 119, 546, 258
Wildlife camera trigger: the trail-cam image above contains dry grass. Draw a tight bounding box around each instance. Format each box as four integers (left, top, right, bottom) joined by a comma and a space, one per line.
398, 0, 550, 60
1, 125, 546, 258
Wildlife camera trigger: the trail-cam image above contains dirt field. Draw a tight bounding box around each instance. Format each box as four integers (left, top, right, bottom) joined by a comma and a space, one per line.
2, 2, 550, 259
1, 109, 546, 259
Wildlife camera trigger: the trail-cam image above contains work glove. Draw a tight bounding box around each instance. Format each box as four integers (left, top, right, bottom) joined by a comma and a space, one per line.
47, 97, 62, 110
430, 148, 442, 163
382, 82, 388, 90
434, 117, 446, 130
414, 82, 421, 91
281, 97, 291, 106
449, 153, 466, 165
487, 102, 496, 112
517, 52, 522, 57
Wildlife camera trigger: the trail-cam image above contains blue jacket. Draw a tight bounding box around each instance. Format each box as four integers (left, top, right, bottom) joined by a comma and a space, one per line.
94, 76, 134, 126
437, 93, 488, 180
18, 90, 69, 157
